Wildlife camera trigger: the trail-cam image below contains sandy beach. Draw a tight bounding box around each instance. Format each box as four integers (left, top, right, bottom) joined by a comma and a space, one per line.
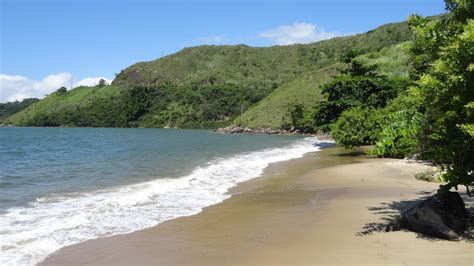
42, 147, 473, 265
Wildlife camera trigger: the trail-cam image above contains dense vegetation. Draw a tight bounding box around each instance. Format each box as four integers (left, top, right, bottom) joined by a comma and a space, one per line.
5, 20, 413, 128
409, 0, 473, 193
302, 0, 472, 194
314, 59, 409, 133
0, 98, 39, 122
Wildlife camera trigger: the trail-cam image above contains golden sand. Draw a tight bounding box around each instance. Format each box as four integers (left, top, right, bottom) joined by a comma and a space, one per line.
42, 148, 473, 265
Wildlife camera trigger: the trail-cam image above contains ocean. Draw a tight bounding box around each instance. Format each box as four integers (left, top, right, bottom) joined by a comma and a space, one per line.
0, 127, 326, 265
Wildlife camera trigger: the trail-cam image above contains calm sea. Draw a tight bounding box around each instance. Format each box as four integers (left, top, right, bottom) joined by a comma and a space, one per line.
0, 128, 326, 265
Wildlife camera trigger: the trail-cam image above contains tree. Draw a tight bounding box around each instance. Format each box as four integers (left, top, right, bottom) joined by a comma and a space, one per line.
56, 87, 67, 94
289, 103, 315, 133
409, 0, 474, 194
98, 79, 108, 87
314, 59, 407, 132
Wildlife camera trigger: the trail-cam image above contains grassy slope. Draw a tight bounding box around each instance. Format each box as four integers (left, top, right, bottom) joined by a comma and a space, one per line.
234, 65, 340, 128
113, 21, 412, 89
356, 41, 411, 78
6, 20, 412, 128
7, 85, 123, 125
234, 42, 411, 128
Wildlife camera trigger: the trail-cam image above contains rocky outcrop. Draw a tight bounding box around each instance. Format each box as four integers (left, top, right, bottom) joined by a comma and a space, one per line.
215, 125, 288, 135
214, 125, 332, 139
0, 123, 15, 127
400, 192, 467, 240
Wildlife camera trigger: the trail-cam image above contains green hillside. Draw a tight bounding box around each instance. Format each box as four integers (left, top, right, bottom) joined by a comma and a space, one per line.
234, 42, 410, 128
234, 65, 339, 128
7, 85, 127, 127
356, 41, 411, 78
6, 19, 413, 128
113, 21, 411, 89
0, 98, 39, 122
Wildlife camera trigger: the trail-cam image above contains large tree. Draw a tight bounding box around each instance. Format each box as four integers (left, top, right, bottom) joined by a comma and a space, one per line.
314, 59, 407, 132
409, 0, 473, 193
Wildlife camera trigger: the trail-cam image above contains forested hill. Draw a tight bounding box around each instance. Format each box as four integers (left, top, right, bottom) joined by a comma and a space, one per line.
5, 19, 413, 128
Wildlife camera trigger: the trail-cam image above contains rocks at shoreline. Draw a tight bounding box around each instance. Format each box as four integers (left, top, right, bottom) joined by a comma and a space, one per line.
0, 123, 15, 128
215, 125, 286, 135
214, 125, 332, 139
400, 191, 468, 240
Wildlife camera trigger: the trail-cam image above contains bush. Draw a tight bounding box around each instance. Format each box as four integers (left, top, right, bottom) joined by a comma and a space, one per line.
369, 110, 421, 158
369, 92, 422, 158
330, 107, 383, 149
289, 103, 315, 133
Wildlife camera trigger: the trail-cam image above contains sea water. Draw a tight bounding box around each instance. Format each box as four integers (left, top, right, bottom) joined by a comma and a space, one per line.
0, 127, 328, 265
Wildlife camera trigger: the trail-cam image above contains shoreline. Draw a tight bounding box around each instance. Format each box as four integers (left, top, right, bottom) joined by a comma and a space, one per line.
42, 147, 473, 265
214, 124, 332, 138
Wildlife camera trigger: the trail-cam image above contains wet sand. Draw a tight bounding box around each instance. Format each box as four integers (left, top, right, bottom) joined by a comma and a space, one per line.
42, 147, 473, 265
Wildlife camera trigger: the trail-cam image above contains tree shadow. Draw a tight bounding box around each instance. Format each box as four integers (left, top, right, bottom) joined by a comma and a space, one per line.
357, 191, 474, 242
334, 150, 366, 157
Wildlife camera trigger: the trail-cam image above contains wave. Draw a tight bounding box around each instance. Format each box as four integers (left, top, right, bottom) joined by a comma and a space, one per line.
0, 137, 331, 265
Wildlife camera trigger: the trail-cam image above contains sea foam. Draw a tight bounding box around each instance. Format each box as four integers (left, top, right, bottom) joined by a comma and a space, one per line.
0, 137, 329, 265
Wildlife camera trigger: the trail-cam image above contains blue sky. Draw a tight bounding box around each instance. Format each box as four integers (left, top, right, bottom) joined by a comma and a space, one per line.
1, 0, 445, 102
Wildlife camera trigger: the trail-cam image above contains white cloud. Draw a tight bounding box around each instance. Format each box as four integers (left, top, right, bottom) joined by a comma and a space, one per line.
259, 22, 342, 45
0, 73, 72, 103
0, 73, 113, 103
74, 77, 112, 87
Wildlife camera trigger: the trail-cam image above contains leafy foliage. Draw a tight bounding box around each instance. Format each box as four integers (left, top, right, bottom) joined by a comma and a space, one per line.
140, 83, 269, 128
314, 59, 409, 132
288, 103, 315, 133
370, 110, 422, 158
409, 2, 474, 193
368, 91, 423, 158
330, 107, 384, 149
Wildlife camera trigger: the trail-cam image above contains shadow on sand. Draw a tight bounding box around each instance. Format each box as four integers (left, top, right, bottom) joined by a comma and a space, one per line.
357, 191, 474, 242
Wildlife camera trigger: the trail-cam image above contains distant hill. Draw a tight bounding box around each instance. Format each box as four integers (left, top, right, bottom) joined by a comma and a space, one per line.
0, 98, 39, 122
6, 20, 413, 128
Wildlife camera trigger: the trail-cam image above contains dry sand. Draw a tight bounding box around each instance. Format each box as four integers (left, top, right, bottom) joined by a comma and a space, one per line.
42, 147, 473, 265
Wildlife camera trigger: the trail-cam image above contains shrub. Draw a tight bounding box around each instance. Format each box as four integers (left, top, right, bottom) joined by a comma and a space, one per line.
330, 107, 383, 149
369, 110, 422, 158
289, 103, 315, 133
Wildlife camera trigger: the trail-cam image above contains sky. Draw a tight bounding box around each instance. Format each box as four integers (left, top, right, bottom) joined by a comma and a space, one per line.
1, 0, 445, 102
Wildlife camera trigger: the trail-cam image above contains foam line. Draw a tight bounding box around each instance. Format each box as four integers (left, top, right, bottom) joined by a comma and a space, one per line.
0, 137, 331, 265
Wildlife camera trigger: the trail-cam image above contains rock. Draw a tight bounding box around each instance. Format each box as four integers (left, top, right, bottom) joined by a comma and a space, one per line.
400, 192, 467, 240
214, 124, 333, 138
